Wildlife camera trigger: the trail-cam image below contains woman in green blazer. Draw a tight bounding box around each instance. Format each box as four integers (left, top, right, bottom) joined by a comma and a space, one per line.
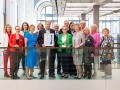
57, 25, 72, 78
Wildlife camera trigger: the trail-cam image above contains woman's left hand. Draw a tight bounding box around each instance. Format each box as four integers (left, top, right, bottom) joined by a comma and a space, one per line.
75, 45, 80, 49
91, 54, 94, 57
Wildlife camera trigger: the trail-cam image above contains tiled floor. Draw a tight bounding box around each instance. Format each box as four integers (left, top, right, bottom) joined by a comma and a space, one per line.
0, 69, 120, 80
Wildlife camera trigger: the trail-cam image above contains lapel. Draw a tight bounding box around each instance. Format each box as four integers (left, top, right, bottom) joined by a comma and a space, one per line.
14, 34, 17, 44
50, 29, 53, 33
66, 33, 69, 44
43, 29, 46, 33
19, 34, 21, 45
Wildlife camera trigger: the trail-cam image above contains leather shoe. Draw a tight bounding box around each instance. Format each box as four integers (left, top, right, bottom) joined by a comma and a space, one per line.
49, 74, 56, 78
57, 72, 61, 75
83, 75, 87, 78
40, 75, 44, 79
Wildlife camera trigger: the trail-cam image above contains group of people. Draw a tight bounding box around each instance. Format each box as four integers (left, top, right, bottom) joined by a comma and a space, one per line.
1, 20, 114, 80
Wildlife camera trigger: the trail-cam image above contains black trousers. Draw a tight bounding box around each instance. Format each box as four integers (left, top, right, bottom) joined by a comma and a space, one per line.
21, 52, 25, 71
49, 50, 55, 75
84, 64, 92, 77
11, 50, 23, 77
40, 49, 54, 75
59, 50, 70, 74
57, 52, 62, 73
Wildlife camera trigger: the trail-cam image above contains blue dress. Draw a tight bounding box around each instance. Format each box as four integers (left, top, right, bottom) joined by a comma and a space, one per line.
25, 33, 38, 68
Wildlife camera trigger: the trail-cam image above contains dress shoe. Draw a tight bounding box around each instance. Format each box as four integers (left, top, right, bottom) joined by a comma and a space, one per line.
83, 75, 87, 78
57, 72, 61, 75
15, 75, 20, 79
38, 72, 41, 75
40, 75, 44, 79
49, 74, 56, 78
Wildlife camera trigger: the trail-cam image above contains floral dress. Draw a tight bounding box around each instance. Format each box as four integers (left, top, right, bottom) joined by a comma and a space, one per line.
100, 35, 114, 64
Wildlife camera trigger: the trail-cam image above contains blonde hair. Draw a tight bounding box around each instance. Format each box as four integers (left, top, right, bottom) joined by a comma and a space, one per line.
91, 24, 98, 32
37, 23, 44, 30
80, 21, 86, 25
84, 27, 90, 34
74, 23, 80, 30
4, 24, 12, 34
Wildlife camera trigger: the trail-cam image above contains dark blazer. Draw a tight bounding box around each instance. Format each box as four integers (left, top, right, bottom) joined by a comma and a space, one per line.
37, 29, 55, 59
54, 32, 59, 47
37, 29, 55, 47
67, 30, 75, 36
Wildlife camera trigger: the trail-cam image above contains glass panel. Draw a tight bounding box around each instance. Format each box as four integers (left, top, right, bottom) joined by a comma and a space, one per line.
40, 17, 45, 20
46, 17, 52, 20
0, 46, 120, 80
41, 8, 45, 14
46, 7, 52, 14
72, 17, 79, 20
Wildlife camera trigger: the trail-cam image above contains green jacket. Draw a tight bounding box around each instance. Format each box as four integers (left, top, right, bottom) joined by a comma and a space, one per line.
57, 33, 72, 53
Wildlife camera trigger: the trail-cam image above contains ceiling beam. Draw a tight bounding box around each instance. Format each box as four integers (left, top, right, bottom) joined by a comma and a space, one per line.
101, 9, 120, 17
81, 0, 112, 15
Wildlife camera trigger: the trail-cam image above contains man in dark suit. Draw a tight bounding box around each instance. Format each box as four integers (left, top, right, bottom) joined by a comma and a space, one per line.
59, 20, 69, 34
53, 24, 62, 75
37, 20, 56, 79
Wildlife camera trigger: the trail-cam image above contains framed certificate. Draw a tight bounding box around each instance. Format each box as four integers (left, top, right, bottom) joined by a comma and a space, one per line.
44, 33, 54, 46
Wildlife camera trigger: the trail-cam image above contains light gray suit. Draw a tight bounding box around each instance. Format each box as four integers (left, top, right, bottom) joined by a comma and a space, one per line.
72, 31, 85, 65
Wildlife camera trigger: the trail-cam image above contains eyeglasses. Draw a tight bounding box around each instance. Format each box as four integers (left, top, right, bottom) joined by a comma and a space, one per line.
16, 29, 20, 30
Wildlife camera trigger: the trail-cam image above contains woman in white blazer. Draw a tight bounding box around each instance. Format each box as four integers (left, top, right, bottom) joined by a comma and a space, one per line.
1, 24, 13, 78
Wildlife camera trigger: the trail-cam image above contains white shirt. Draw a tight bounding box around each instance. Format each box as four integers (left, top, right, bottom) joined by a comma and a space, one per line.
45, 29, 50, 33
62, 35, 66, 47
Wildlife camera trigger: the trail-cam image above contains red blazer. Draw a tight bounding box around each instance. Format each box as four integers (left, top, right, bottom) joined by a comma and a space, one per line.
9, 33, 24, 52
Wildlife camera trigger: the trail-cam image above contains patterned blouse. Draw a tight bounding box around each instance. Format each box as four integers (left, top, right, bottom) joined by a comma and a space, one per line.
100, 35, 114, 62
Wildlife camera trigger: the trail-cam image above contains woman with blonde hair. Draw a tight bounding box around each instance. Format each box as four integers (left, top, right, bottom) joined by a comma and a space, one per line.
90, 24, 100, 76
36, 23, 45, 75
83, 27, 94, 79
80, 21, 86, 31
1, 24, 13, 78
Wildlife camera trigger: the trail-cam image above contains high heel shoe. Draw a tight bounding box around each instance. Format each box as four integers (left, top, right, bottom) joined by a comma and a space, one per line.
61, 74, 65, 78
30, 75, 37, 78
64, 74, 68, 78
26, 75, 31, 80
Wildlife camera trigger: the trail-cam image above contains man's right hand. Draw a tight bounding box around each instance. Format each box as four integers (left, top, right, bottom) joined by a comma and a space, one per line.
42, 44, 46, 47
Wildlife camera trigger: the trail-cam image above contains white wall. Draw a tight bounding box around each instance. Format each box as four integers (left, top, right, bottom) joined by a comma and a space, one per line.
17, 0, 37, 28
0, 0, 4, 34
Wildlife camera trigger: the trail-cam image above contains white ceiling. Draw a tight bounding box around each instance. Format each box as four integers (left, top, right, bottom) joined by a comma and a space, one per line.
51, 0, 120, 17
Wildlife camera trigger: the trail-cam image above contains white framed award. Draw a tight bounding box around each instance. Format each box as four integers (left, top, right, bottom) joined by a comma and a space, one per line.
44, 33, 54, 46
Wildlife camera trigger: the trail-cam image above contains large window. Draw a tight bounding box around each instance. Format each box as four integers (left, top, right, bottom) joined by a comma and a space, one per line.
37, 6, 58, 28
